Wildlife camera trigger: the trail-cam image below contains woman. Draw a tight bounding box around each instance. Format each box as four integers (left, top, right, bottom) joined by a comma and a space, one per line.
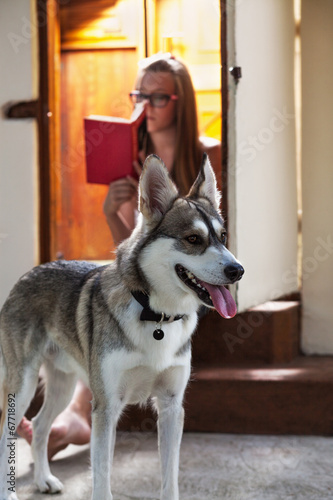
18, 53, 221, 457
103, 53, 221, 245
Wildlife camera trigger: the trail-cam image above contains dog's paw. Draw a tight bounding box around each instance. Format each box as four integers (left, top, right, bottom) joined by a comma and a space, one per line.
35, 474, 63, 493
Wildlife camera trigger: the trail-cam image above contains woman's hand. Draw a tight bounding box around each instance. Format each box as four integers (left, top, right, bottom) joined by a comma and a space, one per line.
103, 157, 143, 219
103, 176, 138, 219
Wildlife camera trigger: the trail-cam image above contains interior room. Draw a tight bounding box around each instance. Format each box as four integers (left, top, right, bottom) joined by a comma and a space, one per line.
1, 0, 333, 498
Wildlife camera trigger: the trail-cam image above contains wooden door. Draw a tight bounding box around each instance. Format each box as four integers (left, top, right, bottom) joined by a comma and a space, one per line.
50, 0, 144, 260
57, 49, 139, 260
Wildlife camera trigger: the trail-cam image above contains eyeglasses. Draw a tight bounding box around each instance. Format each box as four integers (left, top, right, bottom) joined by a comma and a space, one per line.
129, 91, 178, 108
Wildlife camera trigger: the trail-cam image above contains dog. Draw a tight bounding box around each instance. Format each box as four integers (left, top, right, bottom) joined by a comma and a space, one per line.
0, 154, 244, 500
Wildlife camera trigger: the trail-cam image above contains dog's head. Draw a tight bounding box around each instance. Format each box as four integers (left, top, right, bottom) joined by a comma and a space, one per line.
135, 154, 244, 318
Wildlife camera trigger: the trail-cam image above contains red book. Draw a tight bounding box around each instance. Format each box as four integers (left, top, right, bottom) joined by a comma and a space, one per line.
84, 104, 146, 184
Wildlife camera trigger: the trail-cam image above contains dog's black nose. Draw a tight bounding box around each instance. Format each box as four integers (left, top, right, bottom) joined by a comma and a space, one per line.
224, 263, 244, 283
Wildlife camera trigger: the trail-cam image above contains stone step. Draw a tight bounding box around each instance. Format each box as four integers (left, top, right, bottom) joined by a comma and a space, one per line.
119, 357, 333, 435
192, 301, 300, 366
186, 356, 333, 435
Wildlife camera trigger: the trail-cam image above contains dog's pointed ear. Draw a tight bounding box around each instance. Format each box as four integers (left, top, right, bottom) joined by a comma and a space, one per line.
139, 154, 179, 223
188, 153, 221, 211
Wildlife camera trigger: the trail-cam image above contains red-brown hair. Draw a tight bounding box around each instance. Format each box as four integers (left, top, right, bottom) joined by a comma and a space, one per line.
136, 54, 201, 195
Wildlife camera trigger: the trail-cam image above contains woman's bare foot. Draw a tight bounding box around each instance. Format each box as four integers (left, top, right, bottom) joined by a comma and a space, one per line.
17, 381, 92, 460
17, 416, 33, 444
46, 381, 92, 460
16, 410, 91, 460
47, 404, 91, 460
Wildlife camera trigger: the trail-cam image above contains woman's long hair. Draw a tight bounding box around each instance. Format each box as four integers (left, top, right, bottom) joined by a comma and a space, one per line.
136, 54, 201, 195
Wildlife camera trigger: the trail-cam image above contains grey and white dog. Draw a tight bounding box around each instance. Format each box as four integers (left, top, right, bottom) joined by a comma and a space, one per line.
0, 154, 243, 500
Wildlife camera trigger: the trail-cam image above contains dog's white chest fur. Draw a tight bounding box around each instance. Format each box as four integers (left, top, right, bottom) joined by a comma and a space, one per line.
101, 306, 195, 406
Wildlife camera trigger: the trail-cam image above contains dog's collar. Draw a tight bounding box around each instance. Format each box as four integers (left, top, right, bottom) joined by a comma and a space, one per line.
131, 291, 184, 323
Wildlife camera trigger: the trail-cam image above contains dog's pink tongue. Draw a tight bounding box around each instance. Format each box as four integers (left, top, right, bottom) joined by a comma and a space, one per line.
201, 282, 237, 319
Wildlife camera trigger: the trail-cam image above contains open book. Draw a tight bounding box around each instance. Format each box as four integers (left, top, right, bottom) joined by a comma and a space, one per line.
84, 104, 146, 184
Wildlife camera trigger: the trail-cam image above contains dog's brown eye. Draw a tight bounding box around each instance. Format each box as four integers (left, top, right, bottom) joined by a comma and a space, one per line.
221, 232, 227, 245
187, 235, 201, 244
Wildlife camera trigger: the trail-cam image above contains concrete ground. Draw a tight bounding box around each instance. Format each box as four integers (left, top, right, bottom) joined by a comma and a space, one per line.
14, 432, 333, 499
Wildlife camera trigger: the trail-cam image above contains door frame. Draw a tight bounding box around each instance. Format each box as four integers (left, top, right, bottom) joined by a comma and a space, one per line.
37, 0, 61, 262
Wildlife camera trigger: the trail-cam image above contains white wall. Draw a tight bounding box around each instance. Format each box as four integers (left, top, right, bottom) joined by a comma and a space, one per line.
301, 0, 333, 353
228, 0, 299, 311
0, 0, 38, 308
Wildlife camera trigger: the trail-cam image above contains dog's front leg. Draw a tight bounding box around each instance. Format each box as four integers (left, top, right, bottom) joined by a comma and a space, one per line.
90, 398, 122, 500
158, 399, 184, 500
155, 365, 190, 500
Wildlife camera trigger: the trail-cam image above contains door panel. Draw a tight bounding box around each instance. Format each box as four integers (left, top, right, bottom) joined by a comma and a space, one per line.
228, 0, 298, 310
57, 49, 139, 260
